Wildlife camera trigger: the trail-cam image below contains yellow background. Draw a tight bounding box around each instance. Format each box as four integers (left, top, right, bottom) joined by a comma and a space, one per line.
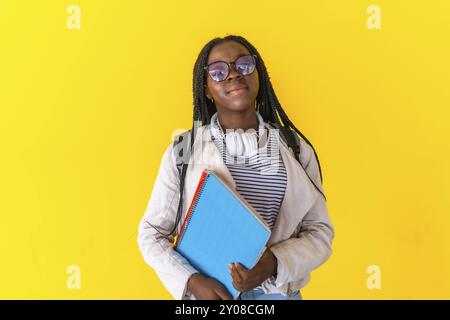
1, 0, 449, 299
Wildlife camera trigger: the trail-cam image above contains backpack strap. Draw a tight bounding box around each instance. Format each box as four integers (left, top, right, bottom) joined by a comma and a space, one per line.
172, 130, 192, 176
267, 121, 301, 162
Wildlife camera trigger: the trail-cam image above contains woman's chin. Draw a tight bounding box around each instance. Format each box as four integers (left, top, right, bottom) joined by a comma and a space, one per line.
225, 99, 254, 112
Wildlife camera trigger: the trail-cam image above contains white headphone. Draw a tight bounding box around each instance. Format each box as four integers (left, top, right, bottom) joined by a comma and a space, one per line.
211, 111, 266, 157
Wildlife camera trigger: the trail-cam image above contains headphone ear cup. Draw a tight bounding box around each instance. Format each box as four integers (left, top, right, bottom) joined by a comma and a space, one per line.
234, 133, 244, 156
241, 132, 258, 156
226, 132, 242, 156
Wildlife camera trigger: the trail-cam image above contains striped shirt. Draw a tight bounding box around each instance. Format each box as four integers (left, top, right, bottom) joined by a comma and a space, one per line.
210, 117, 287, 230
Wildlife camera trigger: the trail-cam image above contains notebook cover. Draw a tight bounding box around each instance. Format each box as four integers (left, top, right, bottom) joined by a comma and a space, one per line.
174, 169, 271, 299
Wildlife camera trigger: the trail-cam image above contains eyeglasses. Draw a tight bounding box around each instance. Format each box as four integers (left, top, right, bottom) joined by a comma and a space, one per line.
204, 54, 257, 82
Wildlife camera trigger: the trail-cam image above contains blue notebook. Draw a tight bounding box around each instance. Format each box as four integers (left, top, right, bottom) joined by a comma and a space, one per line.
174, 169, 272, 299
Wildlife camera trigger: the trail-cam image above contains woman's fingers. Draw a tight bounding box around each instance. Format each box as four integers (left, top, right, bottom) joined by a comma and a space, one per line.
234, 263, 248, 277
229, 263, 240, 291
231, 262, 253, 292
229, 263, 240, 280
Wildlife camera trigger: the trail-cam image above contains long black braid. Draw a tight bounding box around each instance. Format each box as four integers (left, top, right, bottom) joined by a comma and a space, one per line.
149, 35, 326, 239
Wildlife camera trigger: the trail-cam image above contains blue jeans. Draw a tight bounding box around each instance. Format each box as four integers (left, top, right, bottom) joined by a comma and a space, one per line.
238, 287, 302, 300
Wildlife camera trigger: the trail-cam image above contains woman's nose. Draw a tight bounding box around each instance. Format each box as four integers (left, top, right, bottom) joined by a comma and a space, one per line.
227, 65, 243, 80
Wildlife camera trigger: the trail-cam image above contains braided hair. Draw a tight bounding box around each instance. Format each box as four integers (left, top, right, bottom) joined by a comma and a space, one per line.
150, 35, 326, 239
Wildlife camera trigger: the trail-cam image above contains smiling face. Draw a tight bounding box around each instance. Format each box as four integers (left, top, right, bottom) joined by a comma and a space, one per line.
204, 41, 259, 114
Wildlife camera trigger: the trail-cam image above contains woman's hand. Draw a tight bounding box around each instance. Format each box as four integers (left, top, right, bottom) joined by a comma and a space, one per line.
187, 273, 233, 300
229, 247, 278, 292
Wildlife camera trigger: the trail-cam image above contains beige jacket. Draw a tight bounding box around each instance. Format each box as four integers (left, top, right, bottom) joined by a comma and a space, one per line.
137, 123, 334, 300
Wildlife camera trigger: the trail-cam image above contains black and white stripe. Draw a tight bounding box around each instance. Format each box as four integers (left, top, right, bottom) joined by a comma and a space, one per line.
210, 117, 287, 230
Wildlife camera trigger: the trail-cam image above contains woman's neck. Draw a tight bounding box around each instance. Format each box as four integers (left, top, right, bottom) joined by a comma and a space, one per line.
216, 109, 259, 132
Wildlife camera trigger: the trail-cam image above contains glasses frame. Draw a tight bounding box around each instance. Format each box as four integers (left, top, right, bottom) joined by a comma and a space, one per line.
203, 54, 258, 82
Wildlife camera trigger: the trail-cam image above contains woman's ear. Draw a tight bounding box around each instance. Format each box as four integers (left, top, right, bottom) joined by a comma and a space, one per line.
204, 85, 213, 101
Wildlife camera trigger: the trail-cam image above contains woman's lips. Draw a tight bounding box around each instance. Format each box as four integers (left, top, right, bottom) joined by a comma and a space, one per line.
228, 87, 248, 95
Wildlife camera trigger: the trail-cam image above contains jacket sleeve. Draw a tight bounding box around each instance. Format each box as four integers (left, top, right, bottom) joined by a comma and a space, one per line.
270, 138, 335, 287
137, 143, 199, 300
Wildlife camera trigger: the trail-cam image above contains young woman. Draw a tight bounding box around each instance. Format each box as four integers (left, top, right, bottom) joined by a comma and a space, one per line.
138, 35, 334, 300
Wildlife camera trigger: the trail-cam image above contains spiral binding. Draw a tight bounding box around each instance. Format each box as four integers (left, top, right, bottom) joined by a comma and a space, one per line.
174, 169, 210, 248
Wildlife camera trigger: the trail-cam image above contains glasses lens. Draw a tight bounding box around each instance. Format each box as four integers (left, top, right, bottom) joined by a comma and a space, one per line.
235, 55, 256, 75
207, 62, 229, 81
